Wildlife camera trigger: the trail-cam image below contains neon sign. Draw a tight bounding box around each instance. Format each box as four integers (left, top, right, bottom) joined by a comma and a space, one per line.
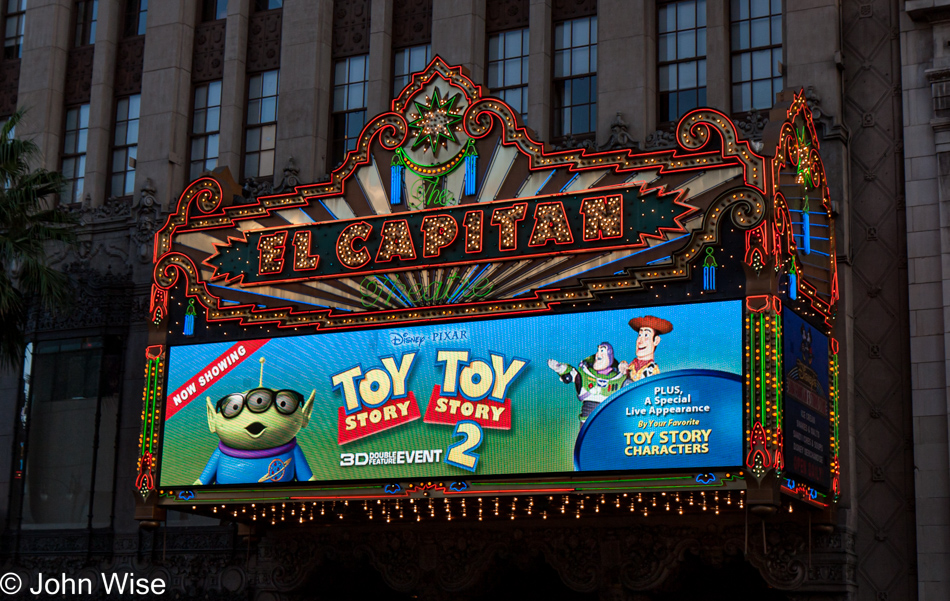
203, 183, 692, 286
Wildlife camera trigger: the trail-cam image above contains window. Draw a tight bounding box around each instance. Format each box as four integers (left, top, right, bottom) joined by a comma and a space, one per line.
331, 55, 367, 168
488, 29, 529, 123
110, 94, 140, 197
202, 0, 227, 21
553, 16, 597, 139
245, 70, 279, 179
254, 0, 281, 10
123, 0, 146, 37
62, 104, 89, 204
74, 0, 98, 46
731, 0, 782, 113
393, 44, 430, 96
3, 0, 26, 59
190, 80, 222, 179
21, 337, 123, 529
658, 1, 706, 123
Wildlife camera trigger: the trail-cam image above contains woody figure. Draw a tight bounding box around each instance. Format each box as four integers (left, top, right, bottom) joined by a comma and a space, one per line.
625, 316, 673, 382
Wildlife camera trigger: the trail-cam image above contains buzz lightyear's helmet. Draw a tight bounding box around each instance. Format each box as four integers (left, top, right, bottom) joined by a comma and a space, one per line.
598, 342, 615, 364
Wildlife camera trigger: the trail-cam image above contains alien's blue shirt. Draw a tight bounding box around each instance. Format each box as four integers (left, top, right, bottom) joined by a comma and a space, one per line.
197, 438, 313, 485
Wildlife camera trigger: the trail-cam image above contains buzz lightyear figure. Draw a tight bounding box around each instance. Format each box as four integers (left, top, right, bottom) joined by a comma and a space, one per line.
548, 342, 630, 422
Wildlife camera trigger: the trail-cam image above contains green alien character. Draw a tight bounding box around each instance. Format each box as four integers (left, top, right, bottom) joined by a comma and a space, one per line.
195, 358, 316, 485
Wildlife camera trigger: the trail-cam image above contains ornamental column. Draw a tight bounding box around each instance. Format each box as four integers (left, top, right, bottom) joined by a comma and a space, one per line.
432, 0, 486, 83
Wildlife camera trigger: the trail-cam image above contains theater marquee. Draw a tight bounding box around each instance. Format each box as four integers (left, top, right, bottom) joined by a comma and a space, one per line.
137, 58, 840, 521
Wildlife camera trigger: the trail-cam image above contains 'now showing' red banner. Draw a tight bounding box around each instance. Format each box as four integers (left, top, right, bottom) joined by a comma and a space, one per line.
165, 339, 268, 419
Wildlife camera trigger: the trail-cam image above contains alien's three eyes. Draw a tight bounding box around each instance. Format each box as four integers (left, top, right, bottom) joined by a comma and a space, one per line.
217, 389, 303, 419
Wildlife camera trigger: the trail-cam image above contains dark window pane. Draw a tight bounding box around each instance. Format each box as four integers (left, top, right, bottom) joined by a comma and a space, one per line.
660, 93, 673, 122
659, 34, 675, 62
555, 22, 568, 49
679, 89, 698, 113
245, 153, 259, 178
504, 30, 520, 58
732, 22, 749, 50
572, 18, 589, 46
346, 111, 365, 138
752, 79, 771, 108
191, 137, 205, 159
659, 64, 674, 92
488, 34, 501, 61
679, 61, 697, 89
114, 122, 127, 146
658, 5, 674, 33
751, 17, 769, 47
194, 88, 207, 110
261, 97, 277, 122
206, 107, 220, 130
574, 76, 590, 105
572, 105, 589, 133
247, 99, 261, 125
488, 62, 500, 88
246, 128, 260, 152
248, 74, 262, 99
208, 81, 222, 105
504, 58, 520, 86
554, 50, 566, 77
733, 0, 749, 20
207, 133, 219, 157
677, 30, 696, 59
348, 83, 364, 109
262, 70, 279, 96
572, 46, 589, 74
678, 1, 696, 29
752, 48, 771, 79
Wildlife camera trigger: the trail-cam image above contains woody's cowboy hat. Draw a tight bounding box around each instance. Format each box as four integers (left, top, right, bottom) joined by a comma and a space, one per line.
628, 316, 673, 335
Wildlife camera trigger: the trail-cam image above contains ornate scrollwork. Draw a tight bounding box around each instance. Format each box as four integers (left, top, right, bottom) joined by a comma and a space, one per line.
645, 123, 677, 149
533, 528, 601, 593
619, 533, 700, 590
598, 112, 639, 151
298, 114, 408, 198
675, 109, 767, 192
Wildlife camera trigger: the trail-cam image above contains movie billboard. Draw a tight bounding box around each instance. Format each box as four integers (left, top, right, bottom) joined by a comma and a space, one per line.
159, 300, 743, 487
782, 308, 831, 489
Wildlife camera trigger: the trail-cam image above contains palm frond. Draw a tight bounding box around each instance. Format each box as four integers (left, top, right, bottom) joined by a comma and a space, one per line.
0, 107, 78, 367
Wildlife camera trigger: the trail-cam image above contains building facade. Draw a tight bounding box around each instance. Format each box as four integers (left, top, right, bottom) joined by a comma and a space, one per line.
0, 0, 937, 600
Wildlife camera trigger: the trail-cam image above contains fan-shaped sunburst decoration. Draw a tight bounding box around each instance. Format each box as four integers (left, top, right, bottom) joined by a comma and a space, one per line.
408, 87, 463, 157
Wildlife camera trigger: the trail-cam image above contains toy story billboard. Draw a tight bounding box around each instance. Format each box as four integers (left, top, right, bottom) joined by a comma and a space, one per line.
782, 308, 830, 489
159, 300, 743, 487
